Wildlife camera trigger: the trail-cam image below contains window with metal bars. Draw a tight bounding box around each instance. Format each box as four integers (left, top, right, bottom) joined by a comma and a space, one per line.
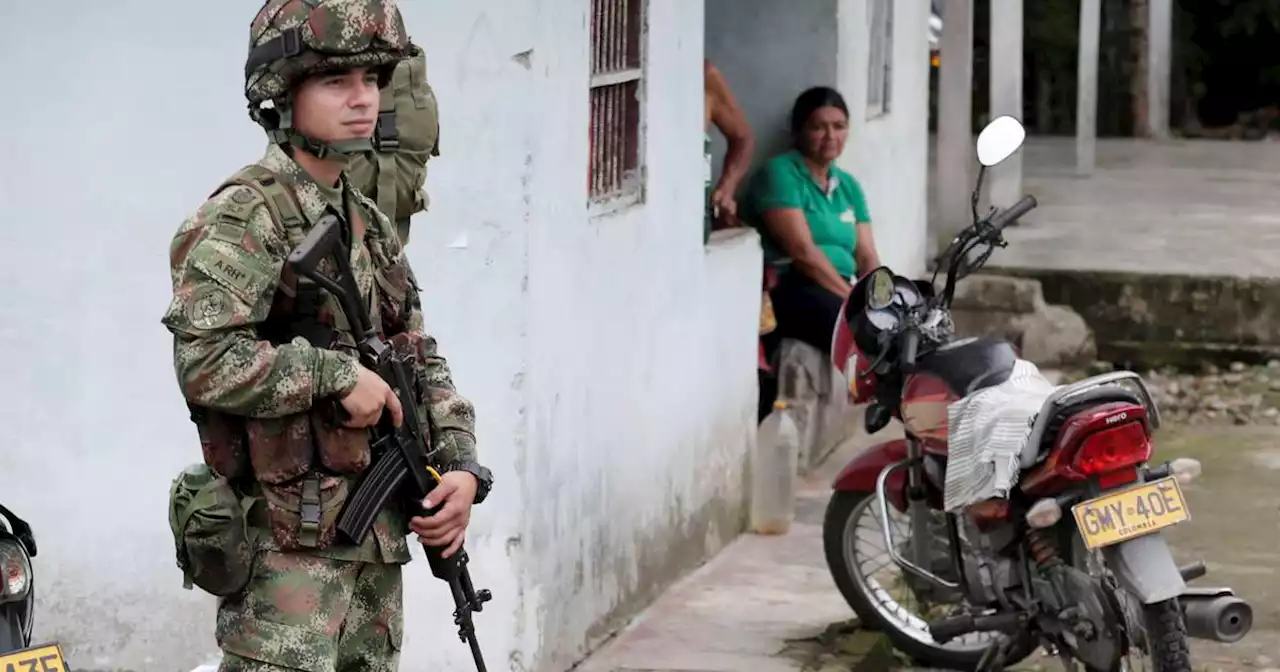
589, 0, 645, 203
867, 0, 893, 117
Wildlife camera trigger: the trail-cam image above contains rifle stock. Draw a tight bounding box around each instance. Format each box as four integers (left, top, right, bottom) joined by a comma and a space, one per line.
289, 214, 492, 672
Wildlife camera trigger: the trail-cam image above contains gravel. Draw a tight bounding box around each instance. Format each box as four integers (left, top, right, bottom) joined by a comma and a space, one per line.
1073, 359, 1280, 427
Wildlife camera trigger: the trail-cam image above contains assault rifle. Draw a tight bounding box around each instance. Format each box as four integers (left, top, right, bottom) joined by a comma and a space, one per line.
286, 214, 492, 672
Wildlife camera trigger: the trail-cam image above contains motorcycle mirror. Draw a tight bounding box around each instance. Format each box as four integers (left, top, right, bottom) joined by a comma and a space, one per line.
865, 267, 895, 310
976, 115, 1026, 167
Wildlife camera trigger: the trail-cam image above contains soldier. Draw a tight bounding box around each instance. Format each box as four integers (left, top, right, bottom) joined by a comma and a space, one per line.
160, 1, 492, 669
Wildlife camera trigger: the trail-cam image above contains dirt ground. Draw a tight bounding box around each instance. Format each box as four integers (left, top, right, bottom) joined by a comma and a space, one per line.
1153, 422, 1280, 670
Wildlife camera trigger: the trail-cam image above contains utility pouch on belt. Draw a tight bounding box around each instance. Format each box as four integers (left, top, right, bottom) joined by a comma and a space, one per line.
168, 463, 256, 596
244, 410, 369, 550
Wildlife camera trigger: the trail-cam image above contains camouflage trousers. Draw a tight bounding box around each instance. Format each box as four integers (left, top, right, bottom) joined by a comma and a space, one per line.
215, 550, 404, 672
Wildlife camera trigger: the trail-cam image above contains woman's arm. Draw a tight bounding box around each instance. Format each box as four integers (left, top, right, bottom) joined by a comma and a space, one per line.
762, 208, 853, 299
853, 222, 882, 279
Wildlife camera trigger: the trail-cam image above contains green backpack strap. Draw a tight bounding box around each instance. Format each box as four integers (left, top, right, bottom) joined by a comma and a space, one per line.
210, 164, 309, 247
374, 90, 401, 226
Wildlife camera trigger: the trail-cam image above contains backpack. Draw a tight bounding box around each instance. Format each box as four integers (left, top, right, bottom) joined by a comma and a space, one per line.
347, 43, 441, 246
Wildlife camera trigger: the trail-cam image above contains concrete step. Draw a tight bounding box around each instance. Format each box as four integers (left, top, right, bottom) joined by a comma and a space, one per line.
985, 265, 1280, 370
946, 274, 1098, 368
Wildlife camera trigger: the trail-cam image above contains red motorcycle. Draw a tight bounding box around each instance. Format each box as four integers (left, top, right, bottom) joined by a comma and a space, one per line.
820, 116, 1252, 671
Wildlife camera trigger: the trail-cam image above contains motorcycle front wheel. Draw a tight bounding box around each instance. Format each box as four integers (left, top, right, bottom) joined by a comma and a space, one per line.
821, 490, 1037, 670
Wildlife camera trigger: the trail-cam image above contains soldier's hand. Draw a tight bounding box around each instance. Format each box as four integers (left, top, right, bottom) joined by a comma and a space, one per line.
409, 471, 478, 558
339, 368, 404, 428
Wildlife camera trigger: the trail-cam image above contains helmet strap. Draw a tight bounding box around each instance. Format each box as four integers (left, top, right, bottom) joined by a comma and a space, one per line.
255, 99, 374, 165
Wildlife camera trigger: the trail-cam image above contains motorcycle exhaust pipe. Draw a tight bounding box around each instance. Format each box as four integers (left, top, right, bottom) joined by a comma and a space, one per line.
928, 611, 1024, 644
1180, 588, 1252, 643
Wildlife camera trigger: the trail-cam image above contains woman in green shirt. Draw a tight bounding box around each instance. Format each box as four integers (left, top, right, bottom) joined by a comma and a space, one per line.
745, 86, 884, 419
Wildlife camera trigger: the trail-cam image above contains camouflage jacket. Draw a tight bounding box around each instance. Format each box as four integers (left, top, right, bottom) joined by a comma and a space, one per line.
161, 143, 476, 563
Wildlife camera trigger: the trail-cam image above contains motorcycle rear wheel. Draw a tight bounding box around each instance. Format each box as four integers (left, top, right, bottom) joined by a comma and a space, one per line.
822, 490, 1037, 670
1138, 598, 1192, 672
1080, 596, 1191, 672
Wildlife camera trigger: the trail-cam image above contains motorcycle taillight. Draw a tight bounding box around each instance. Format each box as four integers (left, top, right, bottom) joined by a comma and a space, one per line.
0, 538, 31, 600
1073, 421, 1152, 476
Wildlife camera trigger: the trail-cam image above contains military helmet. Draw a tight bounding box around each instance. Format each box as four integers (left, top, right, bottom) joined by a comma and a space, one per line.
244, 0, 412, 159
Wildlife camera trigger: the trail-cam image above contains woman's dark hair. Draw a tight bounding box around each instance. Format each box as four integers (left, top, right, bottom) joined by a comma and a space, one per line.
789, 86, 850, 139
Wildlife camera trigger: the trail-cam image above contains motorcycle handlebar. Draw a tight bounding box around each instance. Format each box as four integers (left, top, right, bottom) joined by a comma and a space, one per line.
900, 327, 920, 372
988, 195, 1038, 232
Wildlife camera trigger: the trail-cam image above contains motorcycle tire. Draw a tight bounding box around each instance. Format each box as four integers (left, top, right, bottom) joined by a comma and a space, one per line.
1136, 598, 1192, 672
822, 490, 1037, 671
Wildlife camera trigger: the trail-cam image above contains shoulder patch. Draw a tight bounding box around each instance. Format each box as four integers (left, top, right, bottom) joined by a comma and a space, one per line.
191, 247, 268, 303
215, 186, 264, 223
186, 285, 234, 331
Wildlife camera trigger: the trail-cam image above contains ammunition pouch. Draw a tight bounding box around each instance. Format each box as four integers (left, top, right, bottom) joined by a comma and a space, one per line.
242, 408, 372, 550
259, 472, 350, 550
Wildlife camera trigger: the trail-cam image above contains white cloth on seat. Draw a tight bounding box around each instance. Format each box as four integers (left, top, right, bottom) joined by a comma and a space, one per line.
942, 358, 1061, 513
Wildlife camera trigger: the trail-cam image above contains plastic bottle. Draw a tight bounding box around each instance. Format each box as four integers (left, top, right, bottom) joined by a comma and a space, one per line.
750, 399, 800, 535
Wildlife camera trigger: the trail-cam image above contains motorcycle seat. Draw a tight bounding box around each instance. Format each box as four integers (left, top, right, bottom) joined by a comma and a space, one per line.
1019, 384, 1145, 470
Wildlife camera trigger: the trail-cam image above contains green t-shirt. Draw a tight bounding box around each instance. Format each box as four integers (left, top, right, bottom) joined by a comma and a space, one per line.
746, 149, 872, 279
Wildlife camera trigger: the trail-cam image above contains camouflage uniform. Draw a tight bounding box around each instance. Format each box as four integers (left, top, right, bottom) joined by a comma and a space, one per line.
161, 1, 476, 670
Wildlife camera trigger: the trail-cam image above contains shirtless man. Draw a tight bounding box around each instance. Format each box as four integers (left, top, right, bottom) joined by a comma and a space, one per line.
704, 58, 755, 229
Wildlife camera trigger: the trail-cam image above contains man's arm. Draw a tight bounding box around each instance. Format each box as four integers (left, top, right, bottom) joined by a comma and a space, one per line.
706, 60, 755, 200
161, 187, 361, 418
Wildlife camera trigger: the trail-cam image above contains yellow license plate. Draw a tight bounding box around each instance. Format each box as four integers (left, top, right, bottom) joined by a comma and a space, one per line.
0, 643, 69, 671
1071, 476, 1191, 550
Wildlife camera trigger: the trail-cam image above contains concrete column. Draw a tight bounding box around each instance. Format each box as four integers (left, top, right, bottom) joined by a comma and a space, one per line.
935, 0, 974, 250
1075, 0, 1100, 175
1147, 0, 1172, 139
988, 0, 1023, 208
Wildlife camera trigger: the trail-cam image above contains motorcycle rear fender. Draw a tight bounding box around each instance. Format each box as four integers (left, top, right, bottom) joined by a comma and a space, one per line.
832, 439, 909, 512
1100, 533, 1187, 604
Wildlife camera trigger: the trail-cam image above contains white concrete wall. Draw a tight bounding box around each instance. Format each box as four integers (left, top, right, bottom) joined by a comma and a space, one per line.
837, 0, 934, 279
0, 0, 761, 670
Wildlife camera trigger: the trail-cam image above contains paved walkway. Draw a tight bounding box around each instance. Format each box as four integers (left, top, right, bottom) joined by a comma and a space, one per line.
929, 136, 1280, 279
999, 137, 1280, 278
570, 433, 862, 672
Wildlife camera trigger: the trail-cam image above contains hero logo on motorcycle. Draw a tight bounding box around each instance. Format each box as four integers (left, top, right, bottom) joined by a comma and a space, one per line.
819, 115, 1254, 672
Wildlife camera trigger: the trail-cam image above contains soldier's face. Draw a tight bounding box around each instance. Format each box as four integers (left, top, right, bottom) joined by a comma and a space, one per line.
292, 67, 381, 142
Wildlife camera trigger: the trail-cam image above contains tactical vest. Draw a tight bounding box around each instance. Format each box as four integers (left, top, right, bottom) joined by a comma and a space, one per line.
186, 164, 423, 551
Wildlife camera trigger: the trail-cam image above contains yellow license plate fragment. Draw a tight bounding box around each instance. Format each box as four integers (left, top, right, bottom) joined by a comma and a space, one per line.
0, 643, 69, 671
1072, 476, 1190, 550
